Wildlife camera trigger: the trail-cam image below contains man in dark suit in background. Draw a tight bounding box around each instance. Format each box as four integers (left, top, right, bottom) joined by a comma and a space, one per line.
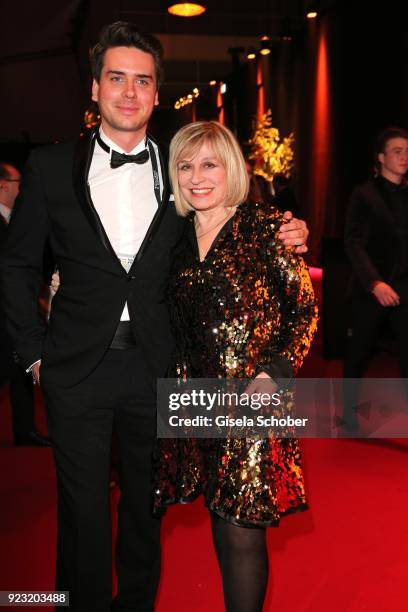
1, 22, 309, 612
0, 162, 49, 446
344, 126, 408, 430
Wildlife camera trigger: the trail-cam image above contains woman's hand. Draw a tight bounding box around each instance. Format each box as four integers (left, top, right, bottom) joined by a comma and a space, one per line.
31, 360, 41, 384
244, 371, 278, 397
50, 270, 61, 296
278, 211, 309, 254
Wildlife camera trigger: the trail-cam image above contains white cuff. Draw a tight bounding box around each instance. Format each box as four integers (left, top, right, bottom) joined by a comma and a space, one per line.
26, 359, 41, 373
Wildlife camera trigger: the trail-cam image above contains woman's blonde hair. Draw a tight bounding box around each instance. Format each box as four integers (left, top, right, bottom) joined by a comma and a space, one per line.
169, 121, 249, 216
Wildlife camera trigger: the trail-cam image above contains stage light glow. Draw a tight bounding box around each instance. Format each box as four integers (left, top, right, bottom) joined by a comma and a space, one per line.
168, 3, 206, 17
247, 47, 256, 60
260, 36, 271, 56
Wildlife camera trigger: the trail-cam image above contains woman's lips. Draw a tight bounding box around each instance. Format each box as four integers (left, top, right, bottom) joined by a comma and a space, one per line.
190, 188, 213, 196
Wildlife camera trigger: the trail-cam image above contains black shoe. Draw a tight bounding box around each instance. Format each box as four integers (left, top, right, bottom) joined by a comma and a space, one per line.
14, 430, 51, 447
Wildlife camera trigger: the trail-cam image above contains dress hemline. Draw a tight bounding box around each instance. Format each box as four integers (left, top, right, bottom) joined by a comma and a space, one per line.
153, 491, 308, 528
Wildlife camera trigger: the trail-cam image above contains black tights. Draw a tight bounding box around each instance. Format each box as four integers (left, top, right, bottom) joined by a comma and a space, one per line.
210, 512, 268, 612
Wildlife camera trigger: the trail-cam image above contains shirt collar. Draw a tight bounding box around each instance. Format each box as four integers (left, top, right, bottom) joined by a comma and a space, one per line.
98, 127, 148, 156
0, 203, 11, 223
378, 175, 407, 193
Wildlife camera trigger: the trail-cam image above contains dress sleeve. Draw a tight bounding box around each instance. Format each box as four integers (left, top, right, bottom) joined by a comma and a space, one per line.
253, 204, 318, 381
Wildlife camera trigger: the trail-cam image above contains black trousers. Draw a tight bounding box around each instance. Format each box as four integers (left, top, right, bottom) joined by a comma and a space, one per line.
9, 363, 35, 439
344, 294, 408, 378
0, 355, 35, 440
343, 293, 408, 424
42, 347, 161, 612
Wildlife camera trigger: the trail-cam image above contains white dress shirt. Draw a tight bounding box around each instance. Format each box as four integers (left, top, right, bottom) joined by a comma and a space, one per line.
88, 128, 163, 320
0, 203, 11, 223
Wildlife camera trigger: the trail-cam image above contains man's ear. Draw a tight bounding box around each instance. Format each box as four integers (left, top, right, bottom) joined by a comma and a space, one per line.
91, 79, 99, 103
378, 152, 385, 166
154, 90, 159, 106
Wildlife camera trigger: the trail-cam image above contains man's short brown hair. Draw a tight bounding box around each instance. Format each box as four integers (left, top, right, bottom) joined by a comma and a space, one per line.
90, 21, 164, 88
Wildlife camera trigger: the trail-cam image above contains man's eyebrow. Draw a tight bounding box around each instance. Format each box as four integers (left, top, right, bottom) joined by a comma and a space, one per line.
106, 70, 153, 79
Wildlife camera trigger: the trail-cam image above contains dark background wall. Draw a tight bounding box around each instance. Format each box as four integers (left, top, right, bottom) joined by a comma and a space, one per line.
295, 2, 407, 258
1, 0, 407, 259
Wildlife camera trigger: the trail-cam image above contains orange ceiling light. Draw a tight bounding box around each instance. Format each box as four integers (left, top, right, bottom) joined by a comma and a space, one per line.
168, 3, 206, 17
260, 36, 271, 56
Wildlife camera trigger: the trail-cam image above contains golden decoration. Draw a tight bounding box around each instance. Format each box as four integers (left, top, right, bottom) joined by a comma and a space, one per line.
248, 109, 295, 181
84, 106, 100, 129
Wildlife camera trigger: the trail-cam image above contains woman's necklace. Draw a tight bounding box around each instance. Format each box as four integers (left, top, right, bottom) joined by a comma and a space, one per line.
195, 209, 234, 239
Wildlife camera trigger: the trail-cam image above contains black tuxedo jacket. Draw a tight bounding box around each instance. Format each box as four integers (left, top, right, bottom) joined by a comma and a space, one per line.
0, 215, 14, 383
1, 128, 186, 387
344, 177, 408, 301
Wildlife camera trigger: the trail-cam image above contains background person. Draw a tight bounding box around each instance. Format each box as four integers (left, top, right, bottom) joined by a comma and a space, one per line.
0, 162, 49, 446
343, 126, 408, 431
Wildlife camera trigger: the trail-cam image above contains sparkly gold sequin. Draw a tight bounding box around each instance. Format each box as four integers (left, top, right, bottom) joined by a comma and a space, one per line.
154, 201, 318, 526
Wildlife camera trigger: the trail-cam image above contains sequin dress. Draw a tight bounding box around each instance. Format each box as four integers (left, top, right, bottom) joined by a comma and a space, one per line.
153, 201, 318, 527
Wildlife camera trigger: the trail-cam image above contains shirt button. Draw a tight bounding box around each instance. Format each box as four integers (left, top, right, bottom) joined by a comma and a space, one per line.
127, 275, 136, 282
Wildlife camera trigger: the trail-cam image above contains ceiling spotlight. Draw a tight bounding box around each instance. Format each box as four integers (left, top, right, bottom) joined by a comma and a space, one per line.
306, 4, 318, 19
260, 36, 271, 56
247, 47, 256, 60
168, 3, 206, 17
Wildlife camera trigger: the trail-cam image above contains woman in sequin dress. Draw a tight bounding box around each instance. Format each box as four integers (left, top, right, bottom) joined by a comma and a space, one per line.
154, 121, 318, 611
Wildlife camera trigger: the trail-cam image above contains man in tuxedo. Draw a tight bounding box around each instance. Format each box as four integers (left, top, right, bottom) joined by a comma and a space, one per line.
343, 126, 408, 430
0, 162, 49, 446
1, 22, 309, 612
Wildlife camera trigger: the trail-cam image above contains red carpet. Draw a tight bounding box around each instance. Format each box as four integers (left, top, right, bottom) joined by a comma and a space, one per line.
1, 268, 407, 611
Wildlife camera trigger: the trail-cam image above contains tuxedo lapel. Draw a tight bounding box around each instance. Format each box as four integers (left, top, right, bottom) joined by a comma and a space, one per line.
158, 144, 171, 206
0, 214, 7, 244
73, 130, 171, 271
367, 179, 397, 227
72, 128, 124, 270
133, 137, 171, 264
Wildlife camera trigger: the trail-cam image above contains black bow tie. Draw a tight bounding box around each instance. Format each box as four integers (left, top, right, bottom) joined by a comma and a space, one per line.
110, 148, 150, 169
95, 131, 150, 169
